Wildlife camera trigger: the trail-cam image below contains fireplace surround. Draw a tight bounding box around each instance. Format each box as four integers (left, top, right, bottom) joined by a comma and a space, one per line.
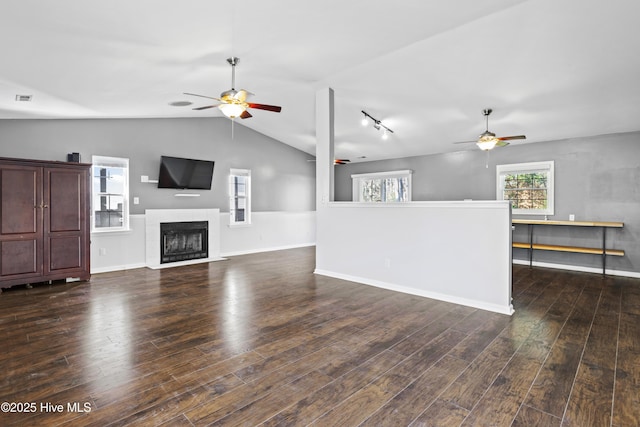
145, 209, 222, 269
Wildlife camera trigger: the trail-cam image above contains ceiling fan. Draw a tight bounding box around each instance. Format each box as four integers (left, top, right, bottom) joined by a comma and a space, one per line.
456, 108, 526, 150
307, 158, 351, 165
184, 57, 282, 119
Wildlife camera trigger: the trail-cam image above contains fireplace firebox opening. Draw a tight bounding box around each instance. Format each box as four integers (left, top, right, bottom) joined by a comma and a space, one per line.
160, 221, 208, 264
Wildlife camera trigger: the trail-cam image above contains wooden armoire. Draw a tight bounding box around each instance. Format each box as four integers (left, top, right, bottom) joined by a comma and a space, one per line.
0, 157, 91, 291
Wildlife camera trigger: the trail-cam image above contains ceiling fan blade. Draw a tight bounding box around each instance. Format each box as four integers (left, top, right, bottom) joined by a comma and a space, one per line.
452, 140, 476, 145
192, 105, 219, 111
496, 141, 510, 147
248, 103, 282, 112
240, 110, 252, 119
184, 92, 221, 101
497, 135, 526, 141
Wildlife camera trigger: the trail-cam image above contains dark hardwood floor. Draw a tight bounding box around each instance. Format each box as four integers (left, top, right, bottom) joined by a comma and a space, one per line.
1, 247, 639, 426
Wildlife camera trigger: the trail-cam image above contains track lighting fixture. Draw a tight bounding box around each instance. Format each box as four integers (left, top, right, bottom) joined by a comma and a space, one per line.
361, 110, 394, 139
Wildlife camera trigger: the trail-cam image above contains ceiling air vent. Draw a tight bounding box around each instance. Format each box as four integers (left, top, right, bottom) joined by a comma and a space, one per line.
168, 101, 192, 107
15, 94, 33, 102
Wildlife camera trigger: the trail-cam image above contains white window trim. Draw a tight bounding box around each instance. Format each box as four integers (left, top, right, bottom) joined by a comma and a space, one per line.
351, 169, 413, 202
229, 168, 251, 226
496, 161, 554, 216
91, 155, 130, 233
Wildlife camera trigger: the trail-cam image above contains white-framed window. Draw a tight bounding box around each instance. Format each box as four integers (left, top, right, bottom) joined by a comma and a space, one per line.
229, 168, 251, 225
91, 155, 130, 232
352, 170, 412, 202
497, 161, 554, 215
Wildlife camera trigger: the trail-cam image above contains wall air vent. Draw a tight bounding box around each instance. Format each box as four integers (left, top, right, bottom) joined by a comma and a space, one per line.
15, 94, 32, 102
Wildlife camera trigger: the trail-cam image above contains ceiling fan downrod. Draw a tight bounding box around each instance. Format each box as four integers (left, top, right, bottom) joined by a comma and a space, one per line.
483, 108, 492, 132
227, 57, 239, 90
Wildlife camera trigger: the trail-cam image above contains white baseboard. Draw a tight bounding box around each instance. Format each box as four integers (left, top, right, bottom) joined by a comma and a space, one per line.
221, 242, 315, 258
314, 269, 514, 316
91, 244, 315, 274
512, 258, 640, 278
91, 262, 147, 274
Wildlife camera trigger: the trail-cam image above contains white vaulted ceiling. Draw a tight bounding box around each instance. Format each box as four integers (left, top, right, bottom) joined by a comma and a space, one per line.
1, 0, 639, 161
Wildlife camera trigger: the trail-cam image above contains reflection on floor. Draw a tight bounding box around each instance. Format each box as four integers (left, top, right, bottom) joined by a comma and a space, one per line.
0, 247, 638, 426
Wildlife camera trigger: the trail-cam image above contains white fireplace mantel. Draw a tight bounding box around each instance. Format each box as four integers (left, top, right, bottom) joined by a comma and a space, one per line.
145, 209, 224, 269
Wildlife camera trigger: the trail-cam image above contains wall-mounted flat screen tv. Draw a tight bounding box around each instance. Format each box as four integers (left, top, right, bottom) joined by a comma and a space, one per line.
157, 155, 215, 190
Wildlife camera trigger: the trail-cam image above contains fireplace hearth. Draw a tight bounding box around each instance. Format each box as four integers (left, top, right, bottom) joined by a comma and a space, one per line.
160, 221, 208, 264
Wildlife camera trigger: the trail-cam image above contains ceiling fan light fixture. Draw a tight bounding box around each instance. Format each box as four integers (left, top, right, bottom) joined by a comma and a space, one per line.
476, 133, 498, 151
219, 103, 247, 119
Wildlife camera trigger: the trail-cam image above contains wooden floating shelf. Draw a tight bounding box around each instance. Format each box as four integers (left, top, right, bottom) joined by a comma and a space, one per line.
512, 219, 623, 228
513, 242, 624, 257
512, 218, 625, 275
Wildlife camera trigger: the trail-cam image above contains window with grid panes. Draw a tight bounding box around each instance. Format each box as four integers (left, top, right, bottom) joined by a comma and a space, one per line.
91, 155, 130, 232
229, 168, 251, 225
351, 170, 412, 202
496, 161, 554, 215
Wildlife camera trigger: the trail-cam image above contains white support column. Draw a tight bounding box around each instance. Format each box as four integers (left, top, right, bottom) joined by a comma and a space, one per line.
315, 87, 334, 206
315, 87, 335, 272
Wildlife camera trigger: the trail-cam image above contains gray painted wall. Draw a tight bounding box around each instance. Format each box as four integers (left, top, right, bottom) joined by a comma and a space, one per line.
335, 131, 640, 274
0, 117, 315, 214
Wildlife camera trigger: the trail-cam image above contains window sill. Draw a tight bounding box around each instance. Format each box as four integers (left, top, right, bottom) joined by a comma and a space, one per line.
512, 211, 554, 216
228, 223, 252, 228
91, 227, 132, 235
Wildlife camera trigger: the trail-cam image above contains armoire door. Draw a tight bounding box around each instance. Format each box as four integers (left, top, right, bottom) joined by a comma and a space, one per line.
44, 167, 89, 276
0, 165, 44, 280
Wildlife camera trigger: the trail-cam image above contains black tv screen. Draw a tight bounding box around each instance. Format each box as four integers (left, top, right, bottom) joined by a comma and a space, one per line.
157, 156, 215, 190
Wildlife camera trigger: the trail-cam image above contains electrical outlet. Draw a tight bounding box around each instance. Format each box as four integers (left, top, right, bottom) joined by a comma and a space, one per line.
99, 248, 107, 256
133, 197, 140, 205
569, 214, 575, 221
384, 258, 391, 269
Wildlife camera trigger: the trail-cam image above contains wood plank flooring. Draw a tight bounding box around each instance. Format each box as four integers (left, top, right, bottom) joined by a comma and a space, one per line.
1, 246, 639, 426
